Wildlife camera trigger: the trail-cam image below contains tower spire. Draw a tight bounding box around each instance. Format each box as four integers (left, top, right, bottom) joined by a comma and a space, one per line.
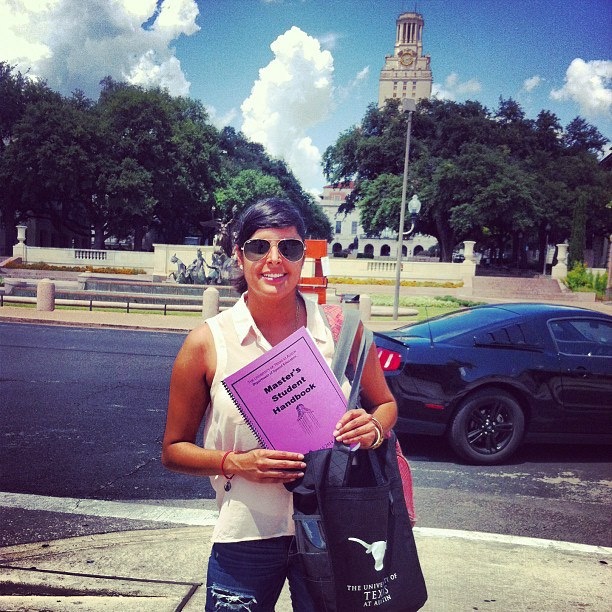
378, 11, 432, 107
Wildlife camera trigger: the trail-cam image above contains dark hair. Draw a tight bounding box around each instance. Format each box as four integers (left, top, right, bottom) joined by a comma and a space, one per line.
231, 197, 307, 294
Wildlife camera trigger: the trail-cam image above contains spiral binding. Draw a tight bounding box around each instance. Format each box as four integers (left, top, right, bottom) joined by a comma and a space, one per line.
221, 379, 269, 449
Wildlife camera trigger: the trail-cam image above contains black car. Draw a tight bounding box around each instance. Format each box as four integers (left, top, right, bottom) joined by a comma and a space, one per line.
374, 303, 612, 464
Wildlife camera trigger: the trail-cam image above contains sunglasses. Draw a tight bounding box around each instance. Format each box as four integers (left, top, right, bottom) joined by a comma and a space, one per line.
241, 238, 306, 262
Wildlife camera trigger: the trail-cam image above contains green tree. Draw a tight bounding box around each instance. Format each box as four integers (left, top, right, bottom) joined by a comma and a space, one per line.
0, 90, 102, 245
357, 174, 403, 236
215, 169, 284, 221
562, 117, 609, 154
323, 95, 609, 264
568, 193, 587, 268
96, 80, 223, 247
219, 127, 332, 242
0, 64, 66, 246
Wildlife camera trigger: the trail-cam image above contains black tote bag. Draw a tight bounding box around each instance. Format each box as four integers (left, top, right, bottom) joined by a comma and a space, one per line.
290, 431, 427, 612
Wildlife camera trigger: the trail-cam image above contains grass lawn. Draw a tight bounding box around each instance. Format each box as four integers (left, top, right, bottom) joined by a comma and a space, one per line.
2, 290, 483, 321
370, 294, 483, 321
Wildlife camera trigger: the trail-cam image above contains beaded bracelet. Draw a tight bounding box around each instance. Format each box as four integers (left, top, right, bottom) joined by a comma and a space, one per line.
221, 450, 235, 491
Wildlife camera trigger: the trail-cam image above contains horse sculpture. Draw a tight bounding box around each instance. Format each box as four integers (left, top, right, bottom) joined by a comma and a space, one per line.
169, 254, 193, 284
169, 247, 241, 285
186, 249, 208, 285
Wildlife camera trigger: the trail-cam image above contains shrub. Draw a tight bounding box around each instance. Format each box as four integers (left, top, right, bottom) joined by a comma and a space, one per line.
371, 294, 483, 308
3, 261, 146, 275
564, 262, 608, 299
594, 271, 608, 297
327, 277, 463, 288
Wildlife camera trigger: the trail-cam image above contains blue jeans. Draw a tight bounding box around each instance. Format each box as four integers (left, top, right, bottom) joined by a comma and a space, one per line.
205, 536, 317, 611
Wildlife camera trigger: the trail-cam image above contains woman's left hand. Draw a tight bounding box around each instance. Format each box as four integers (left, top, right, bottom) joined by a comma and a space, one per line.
333, 409, 379, 449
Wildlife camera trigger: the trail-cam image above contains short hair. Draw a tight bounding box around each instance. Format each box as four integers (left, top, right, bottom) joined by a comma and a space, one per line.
231, 198, 307, 294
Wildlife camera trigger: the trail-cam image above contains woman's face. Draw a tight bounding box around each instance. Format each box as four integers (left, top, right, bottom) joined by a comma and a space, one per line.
236, 225, 305, 301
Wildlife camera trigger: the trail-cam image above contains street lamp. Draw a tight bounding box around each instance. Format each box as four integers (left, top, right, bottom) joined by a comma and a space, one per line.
405, 194, 422, 237
393, 97, 418, 321
542, 222, 551, 275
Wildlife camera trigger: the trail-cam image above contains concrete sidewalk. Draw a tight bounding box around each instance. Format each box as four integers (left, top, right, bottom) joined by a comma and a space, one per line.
0, 522, 610, 611
1, 304, 611, 610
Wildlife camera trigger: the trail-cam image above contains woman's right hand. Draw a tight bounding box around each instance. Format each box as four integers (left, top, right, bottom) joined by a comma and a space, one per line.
226, 449, 306, 484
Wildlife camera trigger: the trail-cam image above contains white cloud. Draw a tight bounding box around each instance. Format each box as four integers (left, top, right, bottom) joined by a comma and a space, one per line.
241, 26, 334, 193
317, 31, 342, 52
123, 51, 190, 96
522, 75, 543, 92
353, 66, 370, 83
206, 105, 238, 130
153, 0, 199, 37
550, 58, 612, 118
432, 72, 482, 101
0, 0, 199, 97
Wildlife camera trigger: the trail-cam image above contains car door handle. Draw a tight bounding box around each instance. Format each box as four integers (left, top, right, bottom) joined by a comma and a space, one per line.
570, 366, 590, 377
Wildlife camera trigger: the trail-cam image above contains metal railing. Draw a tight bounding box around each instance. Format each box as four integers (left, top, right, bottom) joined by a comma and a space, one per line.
0, 293, 233, 315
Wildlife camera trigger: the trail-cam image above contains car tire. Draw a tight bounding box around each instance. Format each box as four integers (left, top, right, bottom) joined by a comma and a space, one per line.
449, 388, 525, 464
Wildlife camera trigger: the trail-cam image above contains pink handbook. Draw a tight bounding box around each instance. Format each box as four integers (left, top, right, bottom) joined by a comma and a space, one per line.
222, 327, 347, 454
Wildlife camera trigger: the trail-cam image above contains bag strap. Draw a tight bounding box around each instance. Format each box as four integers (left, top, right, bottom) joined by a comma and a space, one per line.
347, 327, 372, 410
327, 435, 389, 488
319, 306, 372, 410
316, 305, 391, 489
324, 306, 360, 382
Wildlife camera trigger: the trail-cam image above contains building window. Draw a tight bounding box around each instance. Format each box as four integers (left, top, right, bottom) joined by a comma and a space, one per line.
351, 221, 358, 234
335, 220, 342, 234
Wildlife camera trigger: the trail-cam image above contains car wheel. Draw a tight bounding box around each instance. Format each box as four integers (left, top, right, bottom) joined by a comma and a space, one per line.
449, 389, 525, 464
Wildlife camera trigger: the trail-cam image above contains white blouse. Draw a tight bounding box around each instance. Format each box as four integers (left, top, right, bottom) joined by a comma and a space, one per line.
203, 293, 336, 543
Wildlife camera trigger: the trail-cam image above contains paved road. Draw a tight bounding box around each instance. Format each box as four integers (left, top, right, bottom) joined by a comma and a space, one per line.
1, 322, 611, 548
0, 323, 198, 498
399, 433, 612, 547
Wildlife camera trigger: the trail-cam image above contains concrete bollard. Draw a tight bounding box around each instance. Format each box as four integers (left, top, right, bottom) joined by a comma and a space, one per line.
202, 286, 219, 320
37, 279, 56, 311
359, 293, 372, 321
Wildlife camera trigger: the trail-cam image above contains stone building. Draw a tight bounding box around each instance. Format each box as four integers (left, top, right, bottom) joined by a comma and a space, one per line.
318, 183, 436, 260
316, 12, 436, 261
378, 12, 432, 107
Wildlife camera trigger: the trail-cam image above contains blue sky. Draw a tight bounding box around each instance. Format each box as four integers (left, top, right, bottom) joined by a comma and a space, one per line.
2, 0, 611, 193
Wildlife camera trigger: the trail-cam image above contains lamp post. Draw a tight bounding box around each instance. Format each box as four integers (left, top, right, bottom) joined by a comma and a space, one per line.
393, 97, 418, 321
542, 223, 551, 275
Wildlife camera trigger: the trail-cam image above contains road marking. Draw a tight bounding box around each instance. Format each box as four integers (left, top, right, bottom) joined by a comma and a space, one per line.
0, 492, 218, 526
2, 492, 611, 556
414, 527, 612, 555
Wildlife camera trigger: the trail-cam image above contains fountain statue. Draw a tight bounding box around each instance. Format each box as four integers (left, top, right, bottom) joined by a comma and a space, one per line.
169, 248, 239, 285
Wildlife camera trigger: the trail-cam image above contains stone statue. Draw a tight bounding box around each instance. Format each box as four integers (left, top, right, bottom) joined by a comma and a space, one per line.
186, 249, 208, 285
211, 247, 242, 284
169, 254, 193, 284
169, 249, 237, 285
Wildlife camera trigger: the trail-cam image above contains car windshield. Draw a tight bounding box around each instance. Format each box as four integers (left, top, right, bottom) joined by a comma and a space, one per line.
397, 307, 515, 343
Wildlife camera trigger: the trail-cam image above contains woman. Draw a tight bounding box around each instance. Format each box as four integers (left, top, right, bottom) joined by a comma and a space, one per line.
162, 197, 397, 611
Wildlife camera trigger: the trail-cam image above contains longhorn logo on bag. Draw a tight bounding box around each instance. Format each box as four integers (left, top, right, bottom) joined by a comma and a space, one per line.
348, 538, 387, 571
